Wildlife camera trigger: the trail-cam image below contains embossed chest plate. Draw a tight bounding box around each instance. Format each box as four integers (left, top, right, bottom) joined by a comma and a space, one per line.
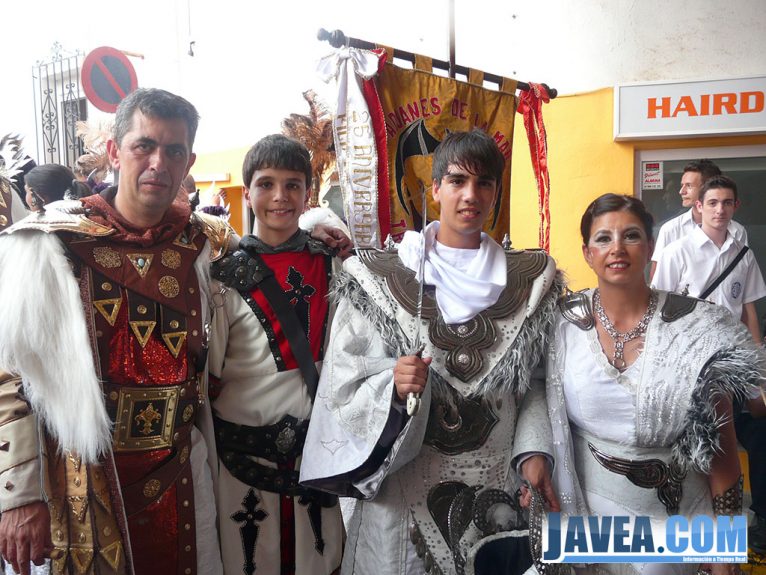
357, 248, 548, 381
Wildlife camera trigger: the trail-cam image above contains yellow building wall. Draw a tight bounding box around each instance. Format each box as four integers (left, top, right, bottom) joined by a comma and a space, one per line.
194, 88, 766, 264
510, 87, 766, 290
190, 145, 250, 236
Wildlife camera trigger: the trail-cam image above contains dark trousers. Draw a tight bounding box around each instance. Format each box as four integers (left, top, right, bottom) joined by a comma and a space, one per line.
734, 411, 766, 517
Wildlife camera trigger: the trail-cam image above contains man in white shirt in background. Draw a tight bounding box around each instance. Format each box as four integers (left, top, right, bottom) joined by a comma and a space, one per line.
649, 159, 747, 280
651, 174, 766, 554
652, 174, 765, 340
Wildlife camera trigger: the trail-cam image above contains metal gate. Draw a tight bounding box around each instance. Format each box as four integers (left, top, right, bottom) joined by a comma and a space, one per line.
32, 43, 86, 168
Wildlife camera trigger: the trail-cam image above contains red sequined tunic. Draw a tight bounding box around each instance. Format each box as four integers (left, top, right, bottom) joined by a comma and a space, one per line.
52, 192, 209, 575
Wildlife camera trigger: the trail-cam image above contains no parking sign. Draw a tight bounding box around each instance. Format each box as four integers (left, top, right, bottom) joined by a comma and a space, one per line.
81, 47, 138, 113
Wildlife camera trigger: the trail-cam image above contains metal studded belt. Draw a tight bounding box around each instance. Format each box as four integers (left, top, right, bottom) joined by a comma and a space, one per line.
104, 377, 200, 452
217, 450, 337, 504
214, 415, 332, 499
213, 414, 309, 462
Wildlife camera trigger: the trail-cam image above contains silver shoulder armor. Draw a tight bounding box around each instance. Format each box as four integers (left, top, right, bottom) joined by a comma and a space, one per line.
558, 289, 595, 331
660, 291, 699, 322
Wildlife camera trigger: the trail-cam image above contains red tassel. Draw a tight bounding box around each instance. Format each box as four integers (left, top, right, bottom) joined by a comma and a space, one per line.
517, 83, 551, 253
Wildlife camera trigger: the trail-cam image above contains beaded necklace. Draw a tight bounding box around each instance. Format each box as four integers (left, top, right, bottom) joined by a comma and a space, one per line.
593, 289, 658, 370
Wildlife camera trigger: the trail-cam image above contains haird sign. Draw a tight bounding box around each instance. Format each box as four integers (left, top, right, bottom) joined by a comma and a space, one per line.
614, 76, 766, 140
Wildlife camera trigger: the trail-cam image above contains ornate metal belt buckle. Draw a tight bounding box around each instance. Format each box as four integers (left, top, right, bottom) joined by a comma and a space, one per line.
113, 386, 180, 451
275, 424, 297, 454
588, 441, 685, 515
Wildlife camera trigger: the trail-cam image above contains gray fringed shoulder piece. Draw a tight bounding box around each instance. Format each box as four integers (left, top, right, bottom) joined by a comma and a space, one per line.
471, 270, 566, 398
330, 269, 409, 358
332, 266, 566, 399
672, 346, 763, 474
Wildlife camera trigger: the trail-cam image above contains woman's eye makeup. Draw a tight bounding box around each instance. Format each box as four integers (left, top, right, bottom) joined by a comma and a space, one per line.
589, 229, 646, 246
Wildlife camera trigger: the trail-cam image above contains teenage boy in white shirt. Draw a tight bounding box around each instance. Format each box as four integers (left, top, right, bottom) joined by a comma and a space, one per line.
649, 159, 747, 280
652, 174, 766, 555
652, 174, 765, 341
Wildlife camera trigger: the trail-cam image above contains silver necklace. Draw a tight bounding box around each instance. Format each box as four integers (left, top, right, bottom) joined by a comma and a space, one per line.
593, 289, 658, 370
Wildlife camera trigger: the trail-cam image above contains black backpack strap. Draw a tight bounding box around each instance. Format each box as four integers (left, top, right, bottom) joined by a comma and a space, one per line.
699, 245, 749, 300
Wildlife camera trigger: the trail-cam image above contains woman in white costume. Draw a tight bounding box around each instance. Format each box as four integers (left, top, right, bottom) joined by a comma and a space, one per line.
548, 194, 763, 575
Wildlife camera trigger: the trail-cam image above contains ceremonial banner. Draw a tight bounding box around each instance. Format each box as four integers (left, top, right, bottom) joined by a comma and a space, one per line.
376, 57, 518, 242
317, 48, 390, 248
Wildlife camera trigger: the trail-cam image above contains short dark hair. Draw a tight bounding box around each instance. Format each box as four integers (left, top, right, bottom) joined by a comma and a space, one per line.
431, 129, 505, 186
242, 134, 312, 190
683, 159, 721, 183
25, 164, 90, 204
580, 193, 654, 244
699, 174, 738, 203
113, 88, 199, 147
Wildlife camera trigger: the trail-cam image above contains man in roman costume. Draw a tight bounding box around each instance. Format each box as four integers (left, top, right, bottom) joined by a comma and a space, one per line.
0, 88, 230, 575
300, 129, 563, 575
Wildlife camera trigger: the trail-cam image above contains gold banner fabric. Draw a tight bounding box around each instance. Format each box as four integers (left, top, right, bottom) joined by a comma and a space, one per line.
376, 63, 517, 242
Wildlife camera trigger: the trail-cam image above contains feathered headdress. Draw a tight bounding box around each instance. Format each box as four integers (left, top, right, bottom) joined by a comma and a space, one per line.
0, 134, 33, 184
281, 90, 335, 206
75, 120, 112, 187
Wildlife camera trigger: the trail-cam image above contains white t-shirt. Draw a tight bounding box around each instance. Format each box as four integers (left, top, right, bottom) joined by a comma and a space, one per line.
651, 225, 766, 319
652, 208, 748, 262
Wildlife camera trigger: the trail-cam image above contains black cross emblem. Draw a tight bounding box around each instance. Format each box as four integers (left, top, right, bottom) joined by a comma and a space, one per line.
298, 493, 325, 555
284, 266, 315, 336
231, 489, 268, 575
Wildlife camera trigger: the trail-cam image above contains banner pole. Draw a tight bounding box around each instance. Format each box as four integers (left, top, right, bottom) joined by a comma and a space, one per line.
448, 0, 456, 79
316, 28, 557, 98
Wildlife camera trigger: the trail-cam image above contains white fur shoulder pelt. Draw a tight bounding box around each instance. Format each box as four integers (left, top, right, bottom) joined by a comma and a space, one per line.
10, 189, 29, 223
0, 230, 111, 463
299, 207, 350, 237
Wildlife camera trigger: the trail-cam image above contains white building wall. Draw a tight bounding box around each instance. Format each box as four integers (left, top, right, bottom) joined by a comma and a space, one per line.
454, 0, 766, 94
4, 0, 765, 159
